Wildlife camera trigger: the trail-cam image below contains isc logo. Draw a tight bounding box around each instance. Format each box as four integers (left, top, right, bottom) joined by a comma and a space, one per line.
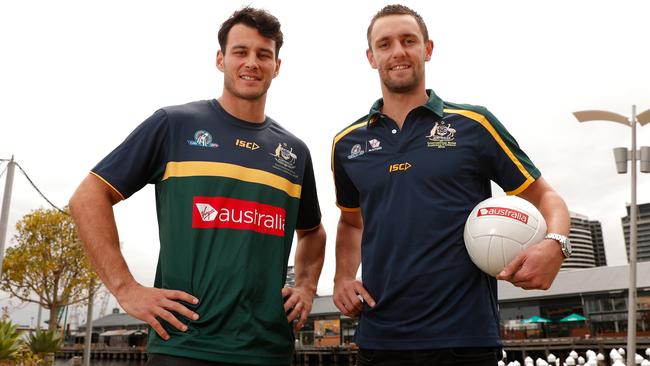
389, 162, 412, 172
235, 139, 260, 150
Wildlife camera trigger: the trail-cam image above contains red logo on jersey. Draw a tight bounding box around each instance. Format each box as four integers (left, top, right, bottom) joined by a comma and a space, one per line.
477, 207, 529, 224
192, 196, 286, 236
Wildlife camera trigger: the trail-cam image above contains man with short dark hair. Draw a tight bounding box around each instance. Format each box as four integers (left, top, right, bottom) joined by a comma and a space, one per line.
70, 7, 326, 366
332, 5, 570, 365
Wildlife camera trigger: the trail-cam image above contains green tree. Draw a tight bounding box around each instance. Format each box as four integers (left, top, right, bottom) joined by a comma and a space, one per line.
1, 208, 100, 331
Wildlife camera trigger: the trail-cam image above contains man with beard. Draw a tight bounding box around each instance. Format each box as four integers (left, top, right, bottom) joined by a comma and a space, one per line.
331, 5, 570, 365
69, 7, 326, 366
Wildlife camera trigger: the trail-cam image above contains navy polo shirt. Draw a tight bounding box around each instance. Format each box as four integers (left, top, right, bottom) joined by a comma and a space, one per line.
331, 90, 540, 349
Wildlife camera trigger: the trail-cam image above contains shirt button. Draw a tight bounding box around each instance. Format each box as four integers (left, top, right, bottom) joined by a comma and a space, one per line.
391, 129, 397, 134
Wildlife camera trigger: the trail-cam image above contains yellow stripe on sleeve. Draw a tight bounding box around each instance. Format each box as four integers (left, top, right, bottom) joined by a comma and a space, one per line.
330, 121, 367, 208
336, 203, 361, 212
443, 108, 535, 194
90, 172, 126, 201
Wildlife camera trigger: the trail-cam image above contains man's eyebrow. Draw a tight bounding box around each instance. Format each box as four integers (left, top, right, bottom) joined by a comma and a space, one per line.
375, 32, 420, 44
374, 36, 389, 43
257, 47, 274, 56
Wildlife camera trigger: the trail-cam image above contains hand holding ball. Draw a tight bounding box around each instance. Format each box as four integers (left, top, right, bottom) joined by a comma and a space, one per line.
463, 196, 547, 277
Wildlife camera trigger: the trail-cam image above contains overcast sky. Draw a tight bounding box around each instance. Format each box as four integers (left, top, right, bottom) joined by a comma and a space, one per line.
2, 0, 650, 327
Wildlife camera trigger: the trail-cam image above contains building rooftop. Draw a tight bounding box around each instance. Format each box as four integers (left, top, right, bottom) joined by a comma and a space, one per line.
312, 295, 341, 316
79, 312, 145, 330
497, 261, 650, 302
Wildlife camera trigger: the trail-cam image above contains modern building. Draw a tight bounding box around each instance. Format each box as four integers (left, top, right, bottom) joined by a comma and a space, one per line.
622, 202, 650, 263
564, 212, 597, 270
498, 262, 650, 337
589, 220, 607, 267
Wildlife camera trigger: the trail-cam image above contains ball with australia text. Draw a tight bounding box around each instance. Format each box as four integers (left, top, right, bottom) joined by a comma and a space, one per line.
463, 196, 547, 277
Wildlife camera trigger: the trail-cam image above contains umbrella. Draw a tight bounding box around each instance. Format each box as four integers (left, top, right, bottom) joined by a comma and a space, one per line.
559, 313, 587, 322
523, 315, 552, 323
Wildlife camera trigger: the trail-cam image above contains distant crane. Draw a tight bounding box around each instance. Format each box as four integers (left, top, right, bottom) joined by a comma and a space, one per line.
98, 287, 111, 318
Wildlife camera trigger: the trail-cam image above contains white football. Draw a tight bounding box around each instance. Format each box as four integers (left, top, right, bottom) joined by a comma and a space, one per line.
464, 195, 547, 276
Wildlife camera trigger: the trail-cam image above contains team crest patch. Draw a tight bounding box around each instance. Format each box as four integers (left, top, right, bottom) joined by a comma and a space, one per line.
368, 139, 382, 152
270, 142, 298, 178
187, 130, 219, 148
347, 144, 365, 159
426, 121, 457, 148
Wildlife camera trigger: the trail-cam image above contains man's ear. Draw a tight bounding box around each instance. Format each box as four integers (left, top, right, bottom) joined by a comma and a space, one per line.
216, 50, 225, 72
273, 58, 281, 78
366, 48, 378, 69
424, 40, 434, 62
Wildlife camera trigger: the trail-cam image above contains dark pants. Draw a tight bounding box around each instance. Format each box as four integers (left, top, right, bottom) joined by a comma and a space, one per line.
146, 354, 276, 366
356, 347, 501, 366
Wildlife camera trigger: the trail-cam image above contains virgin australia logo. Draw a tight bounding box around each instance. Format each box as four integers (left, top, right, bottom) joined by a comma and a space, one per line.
188, 130, 219, 148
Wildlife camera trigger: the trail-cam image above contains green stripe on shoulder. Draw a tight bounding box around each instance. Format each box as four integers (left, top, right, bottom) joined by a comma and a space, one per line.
443, 103, 540, 190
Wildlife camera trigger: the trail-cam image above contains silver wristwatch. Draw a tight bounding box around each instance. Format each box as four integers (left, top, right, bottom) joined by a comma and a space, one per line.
545, 233, 571, 258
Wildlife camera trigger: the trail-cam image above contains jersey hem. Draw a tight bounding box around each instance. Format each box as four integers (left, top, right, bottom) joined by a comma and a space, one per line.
507, 176, 536, 196
147, 345, 291, 365
355, 336, 502, 350
296, 221, 322, 232
90, 171, 125, 201
336, 203, 361, 212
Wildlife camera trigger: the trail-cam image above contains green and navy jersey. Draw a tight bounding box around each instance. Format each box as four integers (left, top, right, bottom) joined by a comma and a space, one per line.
93, 100, 321, 365
331, 90, 540, 350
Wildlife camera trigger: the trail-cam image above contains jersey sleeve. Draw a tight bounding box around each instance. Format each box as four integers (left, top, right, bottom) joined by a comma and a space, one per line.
479, 107, 541, 195
91, 109, 169, 199
331, 138, 360, 211
296, 150, 322, 230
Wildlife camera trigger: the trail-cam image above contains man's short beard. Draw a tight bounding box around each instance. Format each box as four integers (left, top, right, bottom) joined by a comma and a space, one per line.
382, 74, 422, 94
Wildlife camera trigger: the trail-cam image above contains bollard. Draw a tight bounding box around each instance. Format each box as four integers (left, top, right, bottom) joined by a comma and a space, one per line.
618, 348, 626, 357
42, 352, 55, 366
72, 356, 82, 366
635, 354, 644, 365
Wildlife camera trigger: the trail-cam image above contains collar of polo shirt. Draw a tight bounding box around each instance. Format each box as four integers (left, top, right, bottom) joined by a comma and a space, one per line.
366, 89, 445, 127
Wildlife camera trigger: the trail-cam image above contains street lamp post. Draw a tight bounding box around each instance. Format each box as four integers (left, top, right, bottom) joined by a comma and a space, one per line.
0, 156, 16, 279
573, 105, 650, 366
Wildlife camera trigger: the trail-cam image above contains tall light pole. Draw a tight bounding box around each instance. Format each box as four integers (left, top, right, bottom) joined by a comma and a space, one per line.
0, 156, 16, 278
573, 106, 650, 366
